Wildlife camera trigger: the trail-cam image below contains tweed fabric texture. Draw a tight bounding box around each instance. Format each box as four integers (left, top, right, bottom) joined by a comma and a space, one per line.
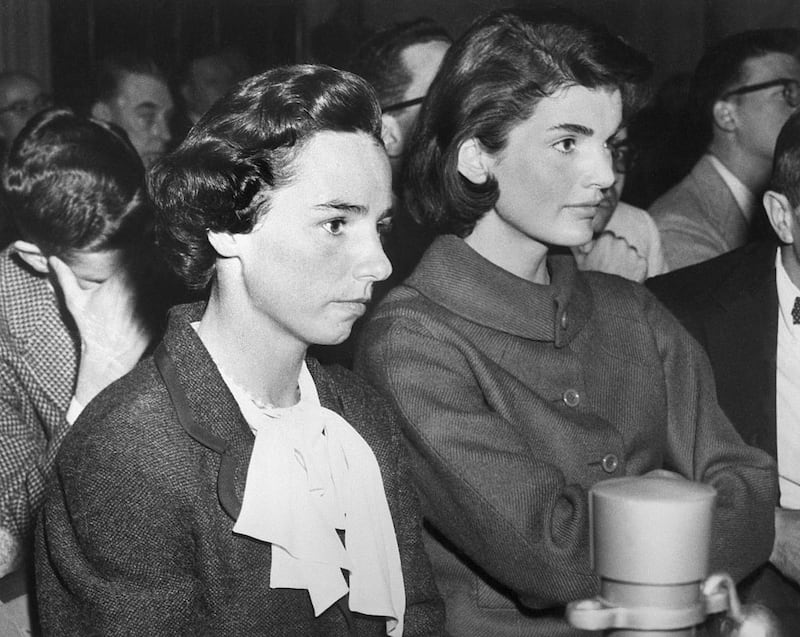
36, 302, 444, 636
649, 154, 750, 270
355, 235, 777, 637
0, 248, 78, 576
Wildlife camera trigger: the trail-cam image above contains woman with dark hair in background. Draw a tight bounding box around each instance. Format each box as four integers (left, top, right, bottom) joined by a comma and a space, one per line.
36, 65, 444, 636
355, 9, 777, 635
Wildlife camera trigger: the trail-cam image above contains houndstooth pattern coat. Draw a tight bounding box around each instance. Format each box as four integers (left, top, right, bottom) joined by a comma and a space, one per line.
0, 247, 78, 577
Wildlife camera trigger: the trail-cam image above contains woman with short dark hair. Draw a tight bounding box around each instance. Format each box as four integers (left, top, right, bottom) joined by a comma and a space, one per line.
355, 10, 777, 636
36, 65, 444, 636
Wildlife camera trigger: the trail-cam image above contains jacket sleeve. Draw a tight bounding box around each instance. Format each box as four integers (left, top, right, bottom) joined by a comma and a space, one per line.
35, 412, 203, 637
0, 360, 71, 577
645, 291, 777, 581
355, 317, 599, 609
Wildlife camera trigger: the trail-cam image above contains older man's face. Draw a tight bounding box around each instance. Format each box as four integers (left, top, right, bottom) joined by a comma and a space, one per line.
102, 72, 174, 168
0, 75, 50, 144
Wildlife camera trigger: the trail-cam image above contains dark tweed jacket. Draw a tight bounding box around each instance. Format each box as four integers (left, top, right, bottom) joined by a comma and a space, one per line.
355, 235, 777, 637
36, 302, 444, 636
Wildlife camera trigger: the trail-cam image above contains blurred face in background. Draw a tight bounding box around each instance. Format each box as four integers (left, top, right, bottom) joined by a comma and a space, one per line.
0, 74, 50, 145
93, 72, 174, 168
593, 127, 632, 234
181, 55, 235, 122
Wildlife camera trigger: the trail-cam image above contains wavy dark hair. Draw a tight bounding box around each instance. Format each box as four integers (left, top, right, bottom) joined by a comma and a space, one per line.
2, 107, 150, 258
148, 64, 383, 290
403, 8, 652, 237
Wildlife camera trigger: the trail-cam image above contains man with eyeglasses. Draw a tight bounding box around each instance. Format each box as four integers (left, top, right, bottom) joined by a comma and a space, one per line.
650, 28, 800, 271
348, 18, 451, 284
90, 53, 174, 168
0, 72, 50, 152
572, 127, 668, 281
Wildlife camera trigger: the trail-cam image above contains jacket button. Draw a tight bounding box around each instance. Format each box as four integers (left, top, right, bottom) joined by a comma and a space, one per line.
562, 388, 580, 407
560, 311, 569, 330
601, 454, 619, 474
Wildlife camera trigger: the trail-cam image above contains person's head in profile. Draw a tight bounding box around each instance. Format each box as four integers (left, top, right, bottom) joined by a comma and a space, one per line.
150, 64, 393, 354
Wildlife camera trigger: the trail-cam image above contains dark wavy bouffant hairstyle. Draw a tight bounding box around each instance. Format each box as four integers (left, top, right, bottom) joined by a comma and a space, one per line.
2, 107, 150, 258
769, 110, 800, 208
403, 8, 652, 237
148, 64, 383, 290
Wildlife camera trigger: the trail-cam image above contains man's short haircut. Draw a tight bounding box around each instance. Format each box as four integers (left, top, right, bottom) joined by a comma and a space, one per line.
349, 17, 451, 109
149, 64, 383, 291
93, 52, 167, 104
691, 28, 800, 144
769, 110, 800, 208
2, 107, 151, 258
403, 8, 652, 237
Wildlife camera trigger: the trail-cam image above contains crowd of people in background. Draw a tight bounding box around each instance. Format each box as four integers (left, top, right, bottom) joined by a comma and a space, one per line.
0, 5, 799, 637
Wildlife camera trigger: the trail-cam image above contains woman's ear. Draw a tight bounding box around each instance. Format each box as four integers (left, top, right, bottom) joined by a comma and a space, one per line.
457, 137, 491, 184
11, 240, 49, 274
207, 230, 241, 258
763, 190, 796, 244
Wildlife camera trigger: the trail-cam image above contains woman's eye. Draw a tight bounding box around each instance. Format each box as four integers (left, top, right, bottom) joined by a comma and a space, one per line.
323, 219, 346, 235
554, 138, 576, 154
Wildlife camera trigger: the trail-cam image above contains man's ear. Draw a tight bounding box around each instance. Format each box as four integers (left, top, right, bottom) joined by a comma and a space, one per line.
457, 137, 491, 184
90, 101, 112, 122
763, 190, 796, 244
712, 99, 737, 133
381, 113, 404, 159
12, 240, 49, 274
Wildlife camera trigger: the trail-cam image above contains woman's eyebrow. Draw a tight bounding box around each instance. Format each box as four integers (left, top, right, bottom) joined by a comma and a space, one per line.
547, 123, 594, 136
313, 200, 368, 215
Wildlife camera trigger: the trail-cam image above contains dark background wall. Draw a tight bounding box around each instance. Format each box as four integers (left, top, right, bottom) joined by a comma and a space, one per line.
5, 0, 800, 110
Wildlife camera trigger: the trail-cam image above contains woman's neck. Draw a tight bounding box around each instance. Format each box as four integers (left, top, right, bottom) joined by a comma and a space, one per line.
197, 287, 305, 408
464, 209, 550, 284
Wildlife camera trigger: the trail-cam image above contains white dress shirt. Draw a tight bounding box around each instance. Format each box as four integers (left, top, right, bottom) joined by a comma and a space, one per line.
775, 251, 800, 509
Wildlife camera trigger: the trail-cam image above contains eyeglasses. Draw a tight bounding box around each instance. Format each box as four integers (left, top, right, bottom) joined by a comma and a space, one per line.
722, 78, 800, 108
381, 96, 425, 114
0, 94, 52, 117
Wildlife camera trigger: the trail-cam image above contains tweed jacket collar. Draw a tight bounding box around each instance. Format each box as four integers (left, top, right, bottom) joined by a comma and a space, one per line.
0, 248, 77, 410
405, 235, 592, 347
158, 301, 346, 519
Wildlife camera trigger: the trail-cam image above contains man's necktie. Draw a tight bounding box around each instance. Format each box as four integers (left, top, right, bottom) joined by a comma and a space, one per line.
793, 297, 800, 325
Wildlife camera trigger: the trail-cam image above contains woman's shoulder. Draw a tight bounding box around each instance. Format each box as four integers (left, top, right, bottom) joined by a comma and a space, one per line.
579, 266, 669, 326
60, 356, 190, 471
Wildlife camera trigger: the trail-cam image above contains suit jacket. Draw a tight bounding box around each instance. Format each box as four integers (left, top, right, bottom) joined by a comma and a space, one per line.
355, 235, 777, 637
647, 241, 800, 628
649, 154, 750, 270
36, 302, 444, 636
0, 248, 78, 577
